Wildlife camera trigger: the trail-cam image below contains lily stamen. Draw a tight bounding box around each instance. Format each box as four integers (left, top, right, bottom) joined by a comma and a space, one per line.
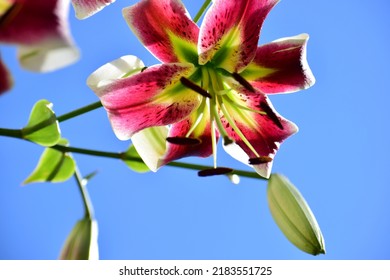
180, 77, 212, 99
232, 72, 255, 92
198, 167, 234, 177
260, 101, 284, 130
166, 137, 201, 145
249, 156, 273, 165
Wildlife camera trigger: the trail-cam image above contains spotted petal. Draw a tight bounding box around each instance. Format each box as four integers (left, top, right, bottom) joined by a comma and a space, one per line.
71, 0, 115, 19
0, 55, 13, 94
221, 87, 297, 178
0, 0, 79, 72
198, 0, 278, 72
162, 101, 215, 165
241, 34, 315, 94
132, 106, 215, 172
88, 59, 200, 140
123, 0, 199, 64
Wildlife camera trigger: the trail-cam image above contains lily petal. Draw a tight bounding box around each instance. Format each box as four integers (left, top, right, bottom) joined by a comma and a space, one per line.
241, 34, 315, 94
132, 102, 215, 171
162, 102, 215, 165
0, 0, 79, 72
131, 126, 168, 172
89, 61, 200, 140
123, 0, 199, 64
87, 55, 145, 91
0, 55, 13, 94
71, 0, 115, 19
221, 87, 297, 178
198, 0, 278, 72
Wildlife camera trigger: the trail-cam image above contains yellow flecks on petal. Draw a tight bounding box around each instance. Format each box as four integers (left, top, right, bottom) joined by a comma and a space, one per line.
240, 64, 277, 81
167, 31, 198, 64
0, 0, 13, 16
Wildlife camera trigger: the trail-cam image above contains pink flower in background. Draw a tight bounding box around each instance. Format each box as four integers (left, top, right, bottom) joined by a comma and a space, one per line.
0, 0, 79, 94
71, 0, 115, 19
0, 54, 12, 93
88, 0, 315, 178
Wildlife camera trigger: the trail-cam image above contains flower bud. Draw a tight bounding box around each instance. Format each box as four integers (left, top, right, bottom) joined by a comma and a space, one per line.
59, 217, 99, 260
267, 173, 325, 255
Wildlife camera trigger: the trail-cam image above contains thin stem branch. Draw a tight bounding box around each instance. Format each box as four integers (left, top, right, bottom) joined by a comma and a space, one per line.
0, 128, 23, 139
193, 0, 212, 23
57, 101, 102, 123
53, 144, 266, 181
74, 167, 95, 219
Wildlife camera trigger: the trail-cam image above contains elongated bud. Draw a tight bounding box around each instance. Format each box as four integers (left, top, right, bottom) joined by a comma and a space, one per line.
59, 217, 99, 260
267, 174, 325, 255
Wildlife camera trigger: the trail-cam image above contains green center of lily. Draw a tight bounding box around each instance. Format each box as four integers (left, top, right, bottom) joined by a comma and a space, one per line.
176, 64, 272, 171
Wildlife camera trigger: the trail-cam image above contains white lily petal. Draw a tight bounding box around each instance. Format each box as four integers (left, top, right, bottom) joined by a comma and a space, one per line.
17, 38, 79, 72
131, 126, 168, 172
87, 55, 144, 91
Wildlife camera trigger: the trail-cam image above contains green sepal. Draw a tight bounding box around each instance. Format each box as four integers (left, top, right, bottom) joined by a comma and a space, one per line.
122, 144, 150, 173
267, 173, 326, 256
22, 99, 61, 147
23, 139, 75, 184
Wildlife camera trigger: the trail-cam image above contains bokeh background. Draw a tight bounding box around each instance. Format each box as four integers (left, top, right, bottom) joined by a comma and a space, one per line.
1, 0, 389, 259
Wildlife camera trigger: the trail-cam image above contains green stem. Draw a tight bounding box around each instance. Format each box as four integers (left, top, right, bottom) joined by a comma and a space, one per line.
74, 167, 95, 219
0, 128, 23, 139
57, 101, 102, 123
0, 101, 102, 140
193, 0, 212, 23
21, 114, 57, 136
53, 144, 267, 180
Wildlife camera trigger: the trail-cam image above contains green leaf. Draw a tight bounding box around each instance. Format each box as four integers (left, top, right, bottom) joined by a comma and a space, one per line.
122, 144, 150, 173
267, 173, 326, 256
23, 139, 75, 184
59, 217, 99, 260
83, 170, 99, 182
22, 99, 60, 146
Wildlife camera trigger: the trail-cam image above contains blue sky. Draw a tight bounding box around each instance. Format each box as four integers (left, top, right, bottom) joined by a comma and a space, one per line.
1, 0, 390, 259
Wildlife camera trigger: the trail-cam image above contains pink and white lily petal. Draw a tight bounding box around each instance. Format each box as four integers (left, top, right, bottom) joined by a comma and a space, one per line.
198, 0, 278, 73
90, 62, 200, 140
0, 55, 13, 94
0, 0, 79, 72
123, 0, 199, 64
241, 34, 315, 94
71, 0, 115, 19
221, 88, 298, 178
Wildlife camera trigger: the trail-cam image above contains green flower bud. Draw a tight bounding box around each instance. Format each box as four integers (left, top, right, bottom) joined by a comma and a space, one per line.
59, 217, 99, 260
267, 173, 325, 255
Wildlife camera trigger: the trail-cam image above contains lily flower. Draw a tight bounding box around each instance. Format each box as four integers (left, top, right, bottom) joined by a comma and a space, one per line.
0, 0, 79, 94
88, 0, 315, 178
71, 0, 115, 19
0, 55, 12, 93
